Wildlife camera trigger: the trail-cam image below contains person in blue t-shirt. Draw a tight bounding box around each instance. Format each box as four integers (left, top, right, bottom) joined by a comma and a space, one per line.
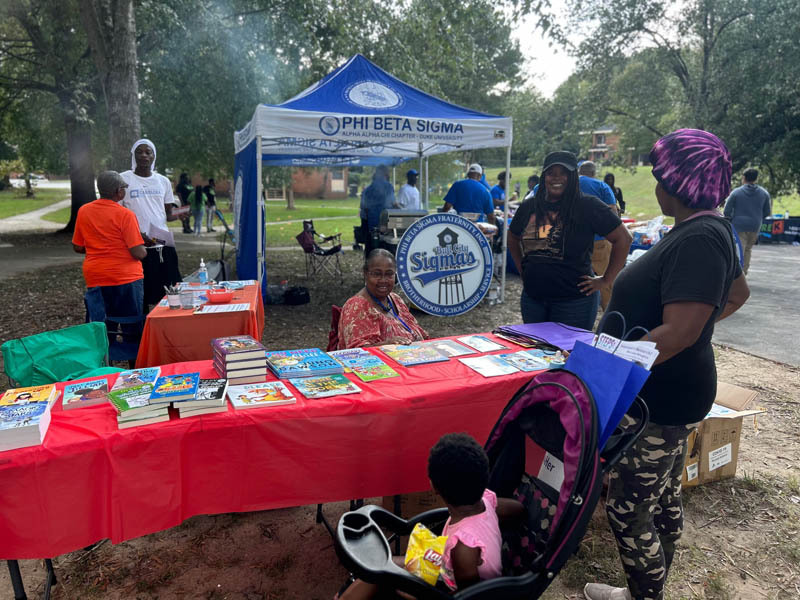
360, 165, 395, 252
578, 161, 618, 310
442, 164, 496, 223
490, 171, 510, 208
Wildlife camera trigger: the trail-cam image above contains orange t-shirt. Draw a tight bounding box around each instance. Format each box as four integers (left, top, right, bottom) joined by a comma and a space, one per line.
72, 199, 145, 287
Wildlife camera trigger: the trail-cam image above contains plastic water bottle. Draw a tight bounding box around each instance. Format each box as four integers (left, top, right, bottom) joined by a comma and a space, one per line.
198, 258, 208, 284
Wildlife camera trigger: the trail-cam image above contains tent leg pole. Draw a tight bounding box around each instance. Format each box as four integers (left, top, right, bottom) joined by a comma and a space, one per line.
501, 145, 511, 304
256, 135, 264, 296
424, 157, 429, 211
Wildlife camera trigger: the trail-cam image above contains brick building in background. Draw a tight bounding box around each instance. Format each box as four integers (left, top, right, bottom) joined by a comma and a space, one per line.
291, 167, 349, 199
586, 125, 621, 163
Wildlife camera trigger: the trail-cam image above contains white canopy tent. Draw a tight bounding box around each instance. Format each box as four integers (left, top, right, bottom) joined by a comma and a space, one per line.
233, 54, 513, 302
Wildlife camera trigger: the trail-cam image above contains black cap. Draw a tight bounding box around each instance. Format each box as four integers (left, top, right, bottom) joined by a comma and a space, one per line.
542, 151, 578, 173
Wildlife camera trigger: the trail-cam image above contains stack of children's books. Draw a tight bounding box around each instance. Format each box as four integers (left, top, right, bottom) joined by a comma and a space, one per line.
212, 335, 268, 384
265, 348, 344, 379
174, 378, 228, 418
227, 381, 296, 409
108, 368, 170, 429
0, 384, 58, 452
288, 374, 362, 398
328, 348, 399, 382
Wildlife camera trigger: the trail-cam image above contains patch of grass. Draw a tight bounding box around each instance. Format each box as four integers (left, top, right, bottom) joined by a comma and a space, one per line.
787, 475, 800, 495
703, 571, 734, 600
0, 186, 69, 219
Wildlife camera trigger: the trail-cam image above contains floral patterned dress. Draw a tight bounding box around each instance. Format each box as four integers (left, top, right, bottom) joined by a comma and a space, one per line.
338, 290, 428, 349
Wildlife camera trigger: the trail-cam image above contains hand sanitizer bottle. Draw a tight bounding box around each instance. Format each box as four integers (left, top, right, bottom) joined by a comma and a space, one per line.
198, 258, 208, 283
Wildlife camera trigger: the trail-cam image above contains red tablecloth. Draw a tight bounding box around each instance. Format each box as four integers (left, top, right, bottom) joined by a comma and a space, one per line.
0, 334, 536, 559
135, 285, 264, 367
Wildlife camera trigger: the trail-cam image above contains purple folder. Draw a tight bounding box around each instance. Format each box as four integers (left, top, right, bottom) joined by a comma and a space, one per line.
497, 322, 595, 351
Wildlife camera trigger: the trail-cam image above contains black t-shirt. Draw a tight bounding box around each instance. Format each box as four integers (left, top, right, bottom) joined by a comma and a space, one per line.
606, 215, 741, 425
203, 185, 216, 206
509, 194, 621, 300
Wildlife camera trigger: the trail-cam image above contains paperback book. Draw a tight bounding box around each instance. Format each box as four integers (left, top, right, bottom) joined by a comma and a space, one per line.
172, 379, 228, 409
111, 367, 162, 391
456, 335, 508, 353
108, 383, 158, 419
227, 382, 296, 409
62, 378, 110, 410
212, 358, 268, 379
212, 335, 266, 362
328, 348, 374, 371
265, 348, 344, 379
177, 405, 228, 418
117, 412, 170, 429
0, 400, 54, 452
0, 384, 57, 406
459, 355, 520, 378
498, 351, 550, 372
150, 373, 201, 404
379, 344, 450, 367
420, 339, 475, 358
288, 374, 362, 399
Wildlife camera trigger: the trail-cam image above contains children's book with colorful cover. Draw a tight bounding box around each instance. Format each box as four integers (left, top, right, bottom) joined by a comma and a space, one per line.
420, 339, 475, 358
379, 344, 450, 367
265, 348, 344, 379
459, 355, 520, 378
212, 335, 266, 362
498, 351, 550, 372
327, 348, 373, 373
108, 384, 157, 418
149, 373, 201, 404
288, 374, 362, 399
0, 384, 57, 406
0, 400, 53, 452
456, 335, 508, 353
110, 367, 162, 391
346, 359, 399, 382
62, 378, 110, 410
172, 379, 228, 409
227, 382, 296, 409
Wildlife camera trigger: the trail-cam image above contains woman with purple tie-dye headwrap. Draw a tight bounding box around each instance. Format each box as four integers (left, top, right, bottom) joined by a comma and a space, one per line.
584, 129, 751, 600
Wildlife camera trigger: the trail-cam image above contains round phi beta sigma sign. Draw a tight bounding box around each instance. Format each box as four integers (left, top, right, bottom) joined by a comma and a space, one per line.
396, 213, 493, 316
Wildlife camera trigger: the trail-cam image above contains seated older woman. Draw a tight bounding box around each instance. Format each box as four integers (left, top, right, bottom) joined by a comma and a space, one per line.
338, 249, 428, 349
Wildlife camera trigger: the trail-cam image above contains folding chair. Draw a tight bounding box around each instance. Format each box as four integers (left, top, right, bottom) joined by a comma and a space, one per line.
1, 322, 121, 387
295, 219, 343, 281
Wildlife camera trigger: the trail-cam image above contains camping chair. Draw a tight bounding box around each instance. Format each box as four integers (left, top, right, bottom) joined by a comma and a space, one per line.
84, 288, 147, 365
334, 369, 648, 599
1, 322, 122, 387
295, 219, 343, 281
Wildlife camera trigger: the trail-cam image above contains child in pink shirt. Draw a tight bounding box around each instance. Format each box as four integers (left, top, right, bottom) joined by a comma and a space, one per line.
339, 433, 523, 598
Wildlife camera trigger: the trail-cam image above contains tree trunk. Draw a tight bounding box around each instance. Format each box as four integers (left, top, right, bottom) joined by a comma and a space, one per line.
62, 113, 96, 234
287, 186, 295, 210
78, 0, 141, 171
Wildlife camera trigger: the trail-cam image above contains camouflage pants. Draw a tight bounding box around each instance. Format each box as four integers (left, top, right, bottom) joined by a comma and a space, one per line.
606, 419, 694, 600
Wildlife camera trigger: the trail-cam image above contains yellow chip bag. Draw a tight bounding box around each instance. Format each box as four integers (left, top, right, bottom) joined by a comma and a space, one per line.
404, 523, 447, 585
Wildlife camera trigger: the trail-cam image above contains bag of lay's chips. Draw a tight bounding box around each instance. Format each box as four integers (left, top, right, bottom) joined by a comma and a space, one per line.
404, 523, 447, 585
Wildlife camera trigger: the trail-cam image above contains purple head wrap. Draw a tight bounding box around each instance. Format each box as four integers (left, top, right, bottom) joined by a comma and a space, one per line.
649, 128, 732, 209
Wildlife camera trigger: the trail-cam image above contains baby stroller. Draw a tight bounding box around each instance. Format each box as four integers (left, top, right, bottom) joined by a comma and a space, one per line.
334, 368, 648, 599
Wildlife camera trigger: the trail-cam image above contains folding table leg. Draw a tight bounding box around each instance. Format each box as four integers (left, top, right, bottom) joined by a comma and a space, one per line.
7, 560, 27, 600
44, 559, 57, 600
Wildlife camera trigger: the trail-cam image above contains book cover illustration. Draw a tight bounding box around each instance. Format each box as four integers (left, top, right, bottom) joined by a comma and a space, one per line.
212, 336, 265, 360
111, 367, 162, 391
421, 339, 475, 358
62, 379, 110, 409
289, 374, 362, 399
347, 359, 399, 382
196, 379, 228, 402
0, 384, 56, 406
265, 348, 343, 378
150, 373, 201, 403
379, 344, 450, 367
459, 356, 520, 378
108, 383, 155, 414
498, 351, 550, 372
0, 401, 49, 431
456, 335, 508, 353
227, 382, 296, 409
327, 348, 373, 373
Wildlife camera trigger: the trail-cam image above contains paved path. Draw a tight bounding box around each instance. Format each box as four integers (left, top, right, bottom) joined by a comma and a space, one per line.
713, 244, 800, 366
0, 199, 71, 233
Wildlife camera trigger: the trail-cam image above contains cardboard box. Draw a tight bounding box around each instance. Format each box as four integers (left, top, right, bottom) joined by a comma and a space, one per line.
682, 382, 764, 488
382, 490, 445, 519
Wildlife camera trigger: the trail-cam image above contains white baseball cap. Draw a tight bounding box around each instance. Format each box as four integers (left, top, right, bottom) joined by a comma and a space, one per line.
467, 163, 483, 175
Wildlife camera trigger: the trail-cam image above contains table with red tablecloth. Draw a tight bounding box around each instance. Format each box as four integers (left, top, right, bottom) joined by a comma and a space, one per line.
135, 284, 264, 368
0, 334, 539, 560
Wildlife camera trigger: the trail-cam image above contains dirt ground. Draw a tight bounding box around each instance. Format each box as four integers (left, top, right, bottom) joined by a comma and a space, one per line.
1, 232, 798, 600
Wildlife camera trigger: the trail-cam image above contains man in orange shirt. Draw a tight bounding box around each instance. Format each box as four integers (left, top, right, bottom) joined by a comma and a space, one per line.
73, 171, 147, 326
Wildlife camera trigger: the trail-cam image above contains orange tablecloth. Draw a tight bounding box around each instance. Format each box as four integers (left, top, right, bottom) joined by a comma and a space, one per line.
135, 285, 264, 367
0, 334, 537, 559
